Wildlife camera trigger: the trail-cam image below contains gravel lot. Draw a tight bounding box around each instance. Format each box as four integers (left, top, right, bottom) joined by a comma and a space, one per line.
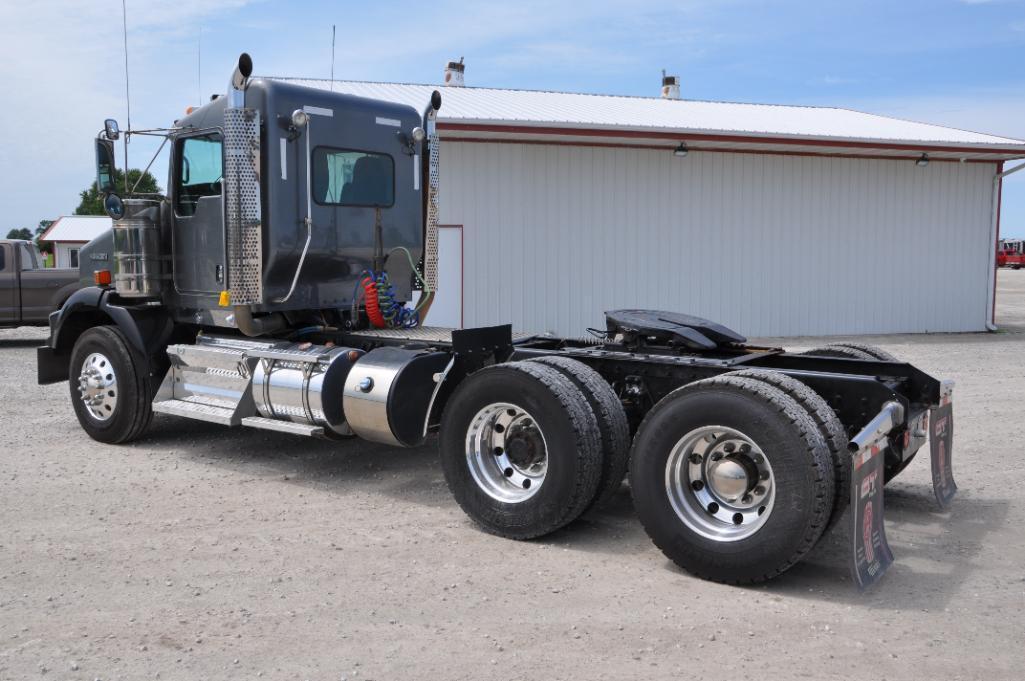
2, 272, 1025, 681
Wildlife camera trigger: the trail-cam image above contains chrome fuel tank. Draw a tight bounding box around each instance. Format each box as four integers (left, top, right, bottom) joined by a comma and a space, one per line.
342, 346, 451, 447
252, 343, 362, 436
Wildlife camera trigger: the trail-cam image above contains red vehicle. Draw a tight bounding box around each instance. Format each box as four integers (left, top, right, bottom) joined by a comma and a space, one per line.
997, 239, 1025, 269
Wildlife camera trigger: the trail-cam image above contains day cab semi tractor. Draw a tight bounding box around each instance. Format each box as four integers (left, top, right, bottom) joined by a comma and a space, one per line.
36, 54, 956, 587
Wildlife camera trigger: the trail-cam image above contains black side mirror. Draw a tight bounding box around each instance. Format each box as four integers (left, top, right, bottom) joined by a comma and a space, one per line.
104, 119, 120, 140
95, 138, 116, 194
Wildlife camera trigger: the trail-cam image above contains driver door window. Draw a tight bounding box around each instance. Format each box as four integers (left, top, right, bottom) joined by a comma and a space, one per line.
175, 135, 223, 216
172, 133, 226, 294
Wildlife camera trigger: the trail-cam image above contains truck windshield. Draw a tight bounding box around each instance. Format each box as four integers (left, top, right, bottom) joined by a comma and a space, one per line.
312, 148, 394, 207
175, 134, 223, 217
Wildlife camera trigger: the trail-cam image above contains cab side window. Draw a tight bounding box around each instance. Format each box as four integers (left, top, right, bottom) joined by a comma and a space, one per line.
0, 245, 7, 272
175, 134, 223, 217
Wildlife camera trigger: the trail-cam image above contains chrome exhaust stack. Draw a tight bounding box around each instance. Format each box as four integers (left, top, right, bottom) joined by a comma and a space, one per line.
222, 52, 265, 316
227, 53, 253, 108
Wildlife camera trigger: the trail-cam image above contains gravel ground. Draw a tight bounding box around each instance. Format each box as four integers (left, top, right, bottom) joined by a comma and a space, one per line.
2, 272, 1025, 681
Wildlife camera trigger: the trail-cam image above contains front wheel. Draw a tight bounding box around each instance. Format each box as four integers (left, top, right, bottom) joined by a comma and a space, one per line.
630, 375, 834, 584
69, 326, 153, 444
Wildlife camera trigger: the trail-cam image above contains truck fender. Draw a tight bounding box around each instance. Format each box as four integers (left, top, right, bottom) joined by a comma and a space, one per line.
38, 287, 174, 385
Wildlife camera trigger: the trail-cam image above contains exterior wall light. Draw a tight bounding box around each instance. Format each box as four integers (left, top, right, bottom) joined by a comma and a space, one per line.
674, 142, 688, 158
915, 153, 929, 167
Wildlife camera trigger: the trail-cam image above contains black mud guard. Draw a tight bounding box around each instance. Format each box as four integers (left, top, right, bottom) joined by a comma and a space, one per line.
38, 287, 174, 385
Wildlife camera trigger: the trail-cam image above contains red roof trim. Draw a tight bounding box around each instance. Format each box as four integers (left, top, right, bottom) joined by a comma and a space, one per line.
37, 217, 62, 243
437, 122, 1025, 157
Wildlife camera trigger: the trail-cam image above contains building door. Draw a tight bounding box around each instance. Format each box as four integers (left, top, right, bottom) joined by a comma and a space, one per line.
427, 225, 463, 328
172, 133, 226, 294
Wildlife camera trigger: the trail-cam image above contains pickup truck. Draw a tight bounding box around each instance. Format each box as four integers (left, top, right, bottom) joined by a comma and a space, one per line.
0, 240, 82, 327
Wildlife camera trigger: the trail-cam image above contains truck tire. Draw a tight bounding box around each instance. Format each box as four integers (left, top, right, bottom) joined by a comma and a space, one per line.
68, 325, 153, 444
440, 361, 603, 539
729, 369, 849, 532
629, 375, 834, 584
800, 343, 897, 362
527, 356, 630, 509
822, 342, 898, 362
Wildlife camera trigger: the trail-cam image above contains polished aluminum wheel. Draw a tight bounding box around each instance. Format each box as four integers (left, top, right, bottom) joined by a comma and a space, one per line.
77, 352, 118, 421
664, 425, 775, 542
466, 402, 548, 503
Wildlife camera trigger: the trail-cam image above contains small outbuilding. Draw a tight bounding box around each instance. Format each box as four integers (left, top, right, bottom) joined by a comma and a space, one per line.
39, 216, 112, 269
278, 74, 1025, 337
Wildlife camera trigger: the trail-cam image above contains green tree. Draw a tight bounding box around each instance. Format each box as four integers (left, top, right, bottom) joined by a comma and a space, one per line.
34, 219, 54, 253
6, 227, 32, 240
74, 169, 162, 216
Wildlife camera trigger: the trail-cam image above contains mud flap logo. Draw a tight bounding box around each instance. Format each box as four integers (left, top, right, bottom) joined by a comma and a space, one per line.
851, 445, 893, 590
862, 500, 874, 564
930, 402, 956, 508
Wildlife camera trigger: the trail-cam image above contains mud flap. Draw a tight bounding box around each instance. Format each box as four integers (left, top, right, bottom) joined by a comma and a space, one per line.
851, 443, 894, 590
930, 383, 956, 509
847, 401, 903, 590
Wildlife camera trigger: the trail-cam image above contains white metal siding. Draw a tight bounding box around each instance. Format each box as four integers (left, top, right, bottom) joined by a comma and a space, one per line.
438, 142, 995, 337
54, 243, 79, 269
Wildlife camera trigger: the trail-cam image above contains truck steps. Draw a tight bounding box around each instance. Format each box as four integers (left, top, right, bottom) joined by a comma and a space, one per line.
152, 397, 239, 425
240, 416, 324, 437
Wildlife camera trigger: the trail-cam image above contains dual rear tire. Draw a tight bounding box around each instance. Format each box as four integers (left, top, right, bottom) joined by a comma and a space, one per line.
439, 358, 629, 540
440, 359, 844, 584
629, 374, 836, 584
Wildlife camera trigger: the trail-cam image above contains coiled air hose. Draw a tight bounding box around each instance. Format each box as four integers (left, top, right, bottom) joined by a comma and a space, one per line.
352, 247, 431, 329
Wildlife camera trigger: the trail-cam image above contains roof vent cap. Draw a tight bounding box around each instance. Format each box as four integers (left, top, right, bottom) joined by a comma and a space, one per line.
445, 57, 465, 87
661, 70, 680, 100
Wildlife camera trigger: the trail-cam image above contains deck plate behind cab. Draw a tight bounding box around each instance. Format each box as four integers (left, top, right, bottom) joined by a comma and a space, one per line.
348, 326, 536, 345
605, 309, 747, 350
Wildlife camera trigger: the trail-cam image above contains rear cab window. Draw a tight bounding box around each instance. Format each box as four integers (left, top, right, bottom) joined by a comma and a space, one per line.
312, 148, 394, 207
19, 243, 40, 270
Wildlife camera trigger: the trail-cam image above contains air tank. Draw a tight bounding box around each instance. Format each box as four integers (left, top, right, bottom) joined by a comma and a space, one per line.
112, 198, 163, 298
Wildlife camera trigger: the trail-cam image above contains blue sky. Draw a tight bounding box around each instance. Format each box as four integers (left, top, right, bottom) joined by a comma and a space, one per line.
1, 0, 1023, 237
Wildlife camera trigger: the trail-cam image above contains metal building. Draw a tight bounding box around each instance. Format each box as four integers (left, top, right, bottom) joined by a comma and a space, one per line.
39, 215, 112, 269
278, 77, 1025, 337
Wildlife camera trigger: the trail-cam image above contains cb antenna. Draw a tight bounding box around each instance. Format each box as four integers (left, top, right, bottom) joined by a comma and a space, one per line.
197, 30, 202, 106
330, 25, 336, 91
121, 0, 131, 194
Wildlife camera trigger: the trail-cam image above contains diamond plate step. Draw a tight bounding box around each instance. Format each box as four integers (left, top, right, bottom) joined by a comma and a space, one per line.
152, 399, 238, 425
240, 416, 324, 437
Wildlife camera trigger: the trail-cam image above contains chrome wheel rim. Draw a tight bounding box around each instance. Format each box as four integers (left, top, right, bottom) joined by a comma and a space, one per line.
466, 402, 548, 503
77, 352, 118, 421
665, 425, 775, 542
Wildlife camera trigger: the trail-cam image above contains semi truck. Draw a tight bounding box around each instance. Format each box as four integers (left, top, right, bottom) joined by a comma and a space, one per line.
37, 54, 956, 587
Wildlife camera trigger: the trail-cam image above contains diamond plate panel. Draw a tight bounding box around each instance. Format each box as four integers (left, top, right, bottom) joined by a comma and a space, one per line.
224, 107, 263, 305
424, 114, 440, 292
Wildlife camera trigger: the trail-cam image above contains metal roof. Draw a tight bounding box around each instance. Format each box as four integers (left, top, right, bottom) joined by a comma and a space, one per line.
272, 78, 1025, 161
39, 215, 112, 243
